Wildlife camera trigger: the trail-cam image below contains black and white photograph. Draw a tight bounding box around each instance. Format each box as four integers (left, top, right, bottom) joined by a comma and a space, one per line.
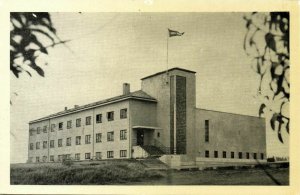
4, 0, 299, 193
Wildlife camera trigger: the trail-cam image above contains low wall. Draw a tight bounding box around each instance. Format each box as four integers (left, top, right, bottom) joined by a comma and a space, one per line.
196, 157, 267, 168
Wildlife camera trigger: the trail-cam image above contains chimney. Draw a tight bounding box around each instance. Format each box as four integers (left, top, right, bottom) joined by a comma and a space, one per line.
64, 107, 68, 111
123, 83, 130, 95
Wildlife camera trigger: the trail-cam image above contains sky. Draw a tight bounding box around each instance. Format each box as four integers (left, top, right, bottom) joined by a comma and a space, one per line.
10, 12, 289, 163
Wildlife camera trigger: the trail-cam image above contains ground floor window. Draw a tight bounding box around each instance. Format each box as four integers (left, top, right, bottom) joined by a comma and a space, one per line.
253, 153, 257, 159
36, 156, 40, 163
238, 152, 243, 159
66, 154, 71, 160
222, 151, 226, 158
246, 152, 250, 159
58, 155, 62, 162
42, 156, 47, 162
261, 153, 264, 160
85, 153, 91, 159
107, 151, 114, 158
75, 153, 80, 160
214, 151, 218, 158
96, 152, 102, 160
50, 155, 54, 162
231, 152, 234, 158
120, 150, 127, 158
28, 157, 33, 163
205, 150, 209, 158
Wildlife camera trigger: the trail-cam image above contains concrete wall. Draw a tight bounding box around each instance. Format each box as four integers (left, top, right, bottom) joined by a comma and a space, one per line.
195, 109, 266, 160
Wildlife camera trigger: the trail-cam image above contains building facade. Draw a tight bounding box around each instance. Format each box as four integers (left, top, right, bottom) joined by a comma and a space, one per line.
28, 68, 266, 166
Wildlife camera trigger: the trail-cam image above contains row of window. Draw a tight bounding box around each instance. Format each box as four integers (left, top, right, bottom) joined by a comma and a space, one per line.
205, 150, 264, 160
29, 130, 127, 150
30, 109, 128, 135
31, 150, 127, 162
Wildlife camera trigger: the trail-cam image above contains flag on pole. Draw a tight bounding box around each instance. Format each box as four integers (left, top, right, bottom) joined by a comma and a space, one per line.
168, 29, 184, 37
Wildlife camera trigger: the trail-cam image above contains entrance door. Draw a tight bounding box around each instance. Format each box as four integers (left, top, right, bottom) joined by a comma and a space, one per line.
137, 130, 144, 146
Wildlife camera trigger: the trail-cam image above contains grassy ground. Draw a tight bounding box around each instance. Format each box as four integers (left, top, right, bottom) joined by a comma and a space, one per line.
11, 160, 289, 185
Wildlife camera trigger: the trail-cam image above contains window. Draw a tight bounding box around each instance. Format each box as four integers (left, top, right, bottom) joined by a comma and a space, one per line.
59, 122, 63, 130
120, 130, 127, 140
86, 116, 91, 125
76, 118, 81, 127
96, 114, 102, 123
205, 150, 209, 158
214, 151, 218, 158
96, 133, 102, 143
76, 136, 81, 145
58, 155, 62, 162
231, 152, 234, 159
36, 156, 40, 163
58, 139, 62, 147
107, 131, 114, 142
120, 150, 127, 158
50, 155, 54, 162
51, 124, 55, 132
238, 152, 243, 159
43, 126, 47, 133
223, 151, 226, 158
205, 120, 209, 142
96, 152, 102, 160
246, 152, 250, 159
36, 142, 40, 149
67, 120, 72, 129
85, 153, 91, 159
37, 127, 41, 134
75, 153, 80, 160
30, 143, 34, 150
85, 135, 91, 144
66, 154, 71, 160
261, 153, 264, 160
253, 153, 257, 159
66, 137, 71, 146
107, 151, 114, 158
43, 141, 47, 149
157, 132, 160, 137
120, 108, 127, 119
107, 111, 114, 121
50, 140, 54, 148
29, 129, 34, 136
42, 156, 47, 162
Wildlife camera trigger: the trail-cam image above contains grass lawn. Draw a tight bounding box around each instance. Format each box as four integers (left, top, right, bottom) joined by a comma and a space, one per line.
11, 160, 289, 185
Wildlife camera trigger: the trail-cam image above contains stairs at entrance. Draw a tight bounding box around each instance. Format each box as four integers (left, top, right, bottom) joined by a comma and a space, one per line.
140, 145, 165, 157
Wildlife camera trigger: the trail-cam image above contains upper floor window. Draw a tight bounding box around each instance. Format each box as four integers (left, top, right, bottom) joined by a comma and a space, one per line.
86, 116, 91, 125
37, 127, 41, 134
96, 114, 102, 123
43, 126, 47, 133
29, 129, 34, 136
30, 143, 34, 150
107, 131, 114, 142
205, 120, 209, 142
96, 133, 102, 143
51, 124, 55, 132
76, 136, 81, 145
67, 120, 72, 129
43, 141, 47, 149
36, 142, 40, 149
66, 137, 71, 146
58, 139, 63, 147
76, 118, 81, 127
85, 135, 91, 144
50, 140, 54, 148
58, 122, 63, 130
107, 111, 114, 121
120, 130, 127, 140
120, 108, 127, 119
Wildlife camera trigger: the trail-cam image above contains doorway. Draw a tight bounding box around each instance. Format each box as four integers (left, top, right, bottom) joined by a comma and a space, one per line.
137, 130, 144, 146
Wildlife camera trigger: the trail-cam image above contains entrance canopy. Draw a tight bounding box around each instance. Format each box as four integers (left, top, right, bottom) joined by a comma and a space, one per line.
132, 126, 162, 130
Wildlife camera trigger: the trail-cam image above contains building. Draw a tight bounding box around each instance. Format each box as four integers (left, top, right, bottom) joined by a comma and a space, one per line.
28, 67, 266, 167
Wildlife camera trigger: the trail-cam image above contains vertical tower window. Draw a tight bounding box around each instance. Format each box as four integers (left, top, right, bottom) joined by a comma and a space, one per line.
205, 120, 209, 142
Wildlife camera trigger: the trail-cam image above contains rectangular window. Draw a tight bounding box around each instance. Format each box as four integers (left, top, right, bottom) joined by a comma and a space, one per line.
85, 153, 91, 159
96, 114, 102, 123
58, 155, 62, 162
36, 156, 40, 163
66, 137, 71, 146
223, 151, 226, 158
75, 153, 80, 160
59, 122, 63, 130
120, 108, 127, 119
67, 120, 72, 129
205, 150, 209, 158
214, 151, 218, 158
239, 152, 243, 159
30, 143, 34, 150
96, 133, 102, 143
76, 136, 81, 145
107, 111, 114, 121
43, 126, 47, 133
253, 153, 257, 159
120, 130, 127, 140
246, 152, 250, 159
29, 129, 34, 136
76, 118, 81, 127
205, 120, 209, 142
43, 156, 47, 162
66, 154, 71, 160
50, 140, 54, 148
36, 142, 40, 149
85, 135, 91, 144
37, 127, 41, 134
120, 150, 127, 158
50, 155, 54, 162
51, 124, 55, 132
107, 131, 114, 142
86, 116, 91, 125
107, 151, 114, 158
96, 152, 102, 160
43, 141, 47, 149
58, 139, 62, 147
231, 152, 234, 159
261, 153, 264, 160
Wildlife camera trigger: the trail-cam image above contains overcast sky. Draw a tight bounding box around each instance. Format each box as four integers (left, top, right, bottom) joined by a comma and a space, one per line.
10, 12, 289, 163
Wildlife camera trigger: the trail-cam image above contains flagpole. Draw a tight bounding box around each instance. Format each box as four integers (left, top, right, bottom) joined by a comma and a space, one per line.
166, 29, 169, 72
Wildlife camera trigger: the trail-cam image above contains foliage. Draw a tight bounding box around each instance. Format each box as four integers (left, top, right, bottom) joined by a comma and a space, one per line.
10, 12, 66, 78
243, 12, 289, 143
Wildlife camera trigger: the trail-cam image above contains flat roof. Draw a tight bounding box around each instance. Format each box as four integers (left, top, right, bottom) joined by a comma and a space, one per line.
141, 67, 196, 80
29, 90, 157, 124
196, 108, 265, 119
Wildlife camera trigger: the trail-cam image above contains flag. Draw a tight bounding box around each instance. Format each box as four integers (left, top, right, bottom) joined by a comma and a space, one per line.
168, 29, 184, 37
